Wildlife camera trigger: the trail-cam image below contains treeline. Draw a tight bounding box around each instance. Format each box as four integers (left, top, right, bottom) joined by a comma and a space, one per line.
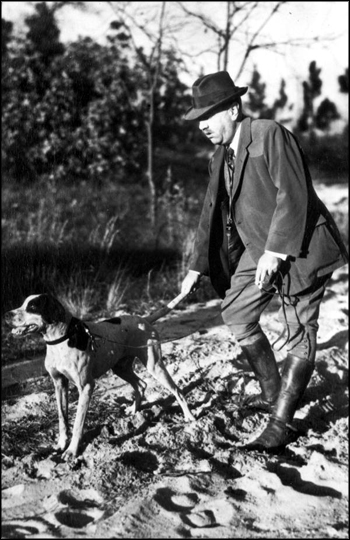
245, 62, 349, 177
2, 3, 349, 187
2, 4, 195, 186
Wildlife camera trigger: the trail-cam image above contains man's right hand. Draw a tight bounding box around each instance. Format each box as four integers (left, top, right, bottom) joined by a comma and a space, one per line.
181, 270, 201, 296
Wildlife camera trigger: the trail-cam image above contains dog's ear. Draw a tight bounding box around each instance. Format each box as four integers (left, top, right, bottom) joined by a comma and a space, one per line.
38, 294, 66, 324
68, 319, 90, 351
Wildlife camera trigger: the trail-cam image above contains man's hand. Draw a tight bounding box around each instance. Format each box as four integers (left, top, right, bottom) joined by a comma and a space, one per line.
181, 270, 201, 296
255, 253, 281, 289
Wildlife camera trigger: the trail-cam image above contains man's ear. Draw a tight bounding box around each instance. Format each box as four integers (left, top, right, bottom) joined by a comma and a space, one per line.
229, 103, 240, 121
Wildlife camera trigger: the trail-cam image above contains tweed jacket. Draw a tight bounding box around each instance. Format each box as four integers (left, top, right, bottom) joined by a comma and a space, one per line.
189, 117, 348, 298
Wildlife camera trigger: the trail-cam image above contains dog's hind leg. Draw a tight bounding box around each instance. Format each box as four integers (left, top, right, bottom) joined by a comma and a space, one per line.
144, 339, 195, 422
112, 357, 147, 415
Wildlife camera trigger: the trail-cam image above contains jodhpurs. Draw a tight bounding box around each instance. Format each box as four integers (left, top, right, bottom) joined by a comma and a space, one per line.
221, 250, 332, 358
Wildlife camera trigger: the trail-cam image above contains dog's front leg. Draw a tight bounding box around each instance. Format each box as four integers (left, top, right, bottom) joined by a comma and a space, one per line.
62, 380, 95, 460
51, 373, 69, 452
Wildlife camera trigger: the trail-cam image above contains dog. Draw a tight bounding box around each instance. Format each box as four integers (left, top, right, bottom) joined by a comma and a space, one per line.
5, 294, 195, 460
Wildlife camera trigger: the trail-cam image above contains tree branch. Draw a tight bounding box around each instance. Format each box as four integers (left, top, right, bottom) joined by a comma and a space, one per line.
235, 1, 287, 77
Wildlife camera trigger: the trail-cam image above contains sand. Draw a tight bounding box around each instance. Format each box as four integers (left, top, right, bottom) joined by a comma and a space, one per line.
1, 183, 348, 539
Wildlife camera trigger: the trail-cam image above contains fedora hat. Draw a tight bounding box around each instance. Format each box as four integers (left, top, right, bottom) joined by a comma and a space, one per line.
184, 71, 248, 121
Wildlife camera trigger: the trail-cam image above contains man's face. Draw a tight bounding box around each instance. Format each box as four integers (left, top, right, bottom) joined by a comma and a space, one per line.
199, 106, 238, 146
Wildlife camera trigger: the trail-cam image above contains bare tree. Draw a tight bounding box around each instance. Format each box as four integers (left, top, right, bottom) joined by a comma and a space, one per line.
107, 1, 170, 230
176, 1, 338, 79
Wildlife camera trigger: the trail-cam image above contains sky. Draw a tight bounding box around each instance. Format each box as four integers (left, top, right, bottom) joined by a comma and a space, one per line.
2, 1, 348, 124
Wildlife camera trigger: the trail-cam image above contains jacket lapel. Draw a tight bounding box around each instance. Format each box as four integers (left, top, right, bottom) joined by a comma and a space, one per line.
209, 117, 251, 207
232, 117, 252, 199
209, 145, 225, 203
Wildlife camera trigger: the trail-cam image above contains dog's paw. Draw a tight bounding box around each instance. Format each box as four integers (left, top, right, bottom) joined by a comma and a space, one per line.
124, 403, 138, 416
61, 446, 79, 462
53, 438, 69, 453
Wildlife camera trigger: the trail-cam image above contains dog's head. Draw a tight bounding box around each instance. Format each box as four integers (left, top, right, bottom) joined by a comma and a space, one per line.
4, 294, 66, 338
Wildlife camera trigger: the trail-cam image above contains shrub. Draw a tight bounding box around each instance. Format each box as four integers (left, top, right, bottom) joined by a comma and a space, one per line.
298, 130, 349, 182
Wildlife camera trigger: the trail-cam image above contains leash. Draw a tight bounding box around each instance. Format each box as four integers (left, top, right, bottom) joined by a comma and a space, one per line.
45, 275, 296, 353
89, 292, 222, 350
260, 270, 300, 351
145, 291, 189, 324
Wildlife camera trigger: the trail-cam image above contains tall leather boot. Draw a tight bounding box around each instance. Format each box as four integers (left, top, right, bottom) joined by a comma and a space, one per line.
240, 333, 281, 413
244, 333, 316, 451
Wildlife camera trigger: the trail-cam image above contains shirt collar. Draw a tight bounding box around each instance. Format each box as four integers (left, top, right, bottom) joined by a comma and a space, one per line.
229, 122, 242, 155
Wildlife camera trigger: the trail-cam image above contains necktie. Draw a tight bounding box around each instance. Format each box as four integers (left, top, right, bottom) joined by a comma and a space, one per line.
225, 147, 235, 195
226, 147, 235, 172
224, 147, 236, 257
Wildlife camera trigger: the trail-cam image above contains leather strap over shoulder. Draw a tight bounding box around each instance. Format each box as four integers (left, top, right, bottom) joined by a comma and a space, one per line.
46, 317, 96, 351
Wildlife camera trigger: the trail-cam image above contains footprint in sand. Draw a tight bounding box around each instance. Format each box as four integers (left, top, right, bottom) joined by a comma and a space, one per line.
1, 518, 59, 539
171, 493, 200, 509
153, 487, 217, 532
181, 508, 216, 528
46, 489, 105, 531
152, 477, 235, 536
154, 488, 199, 512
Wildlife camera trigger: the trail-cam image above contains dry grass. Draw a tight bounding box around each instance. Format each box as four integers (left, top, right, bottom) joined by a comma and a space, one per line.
1, 170, 215, 364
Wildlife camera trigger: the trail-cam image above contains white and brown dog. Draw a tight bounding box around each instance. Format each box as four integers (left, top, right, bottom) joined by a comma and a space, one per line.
5, 294, 195, 460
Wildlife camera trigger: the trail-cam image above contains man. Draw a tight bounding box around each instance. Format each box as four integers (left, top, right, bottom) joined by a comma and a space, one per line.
181, 70, 348, 451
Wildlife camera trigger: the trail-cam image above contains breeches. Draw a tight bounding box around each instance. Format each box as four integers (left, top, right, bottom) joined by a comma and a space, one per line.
221, 250, 331, 357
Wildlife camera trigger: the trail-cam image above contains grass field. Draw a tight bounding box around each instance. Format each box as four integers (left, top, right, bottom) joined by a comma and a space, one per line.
2, 145, 212, 307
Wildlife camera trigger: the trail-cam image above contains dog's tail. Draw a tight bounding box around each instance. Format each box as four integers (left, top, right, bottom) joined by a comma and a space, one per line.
145, 292, 188, 324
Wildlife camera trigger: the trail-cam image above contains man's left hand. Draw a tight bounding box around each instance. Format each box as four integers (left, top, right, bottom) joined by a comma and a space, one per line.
255, 253, 281, 289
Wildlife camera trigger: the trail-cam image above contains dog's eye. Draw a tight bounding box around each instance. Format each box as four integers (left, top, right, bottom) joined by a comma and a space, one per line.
26, 302, 39, 313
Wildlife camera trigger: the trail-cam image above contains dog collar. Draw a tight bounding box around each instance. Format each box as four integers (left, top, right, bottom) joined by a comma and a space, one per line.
45, 317, 96, 351
45, 317, 80, 346
46, 334, 71, 346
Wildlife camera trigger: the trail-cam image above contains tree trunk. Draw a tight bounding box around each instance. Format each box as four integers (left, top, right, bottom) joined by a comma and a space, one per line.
147, 85, 157, 230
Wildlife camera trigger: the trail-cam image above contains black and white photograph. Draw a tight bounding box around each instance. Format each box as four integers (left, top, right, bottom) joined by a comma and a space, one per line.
2, 2, 348, 538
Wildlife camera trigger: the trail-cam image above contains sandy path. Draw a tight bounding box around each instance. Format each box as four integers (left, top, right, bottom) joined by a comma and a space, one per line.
2, 183, 348, 539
